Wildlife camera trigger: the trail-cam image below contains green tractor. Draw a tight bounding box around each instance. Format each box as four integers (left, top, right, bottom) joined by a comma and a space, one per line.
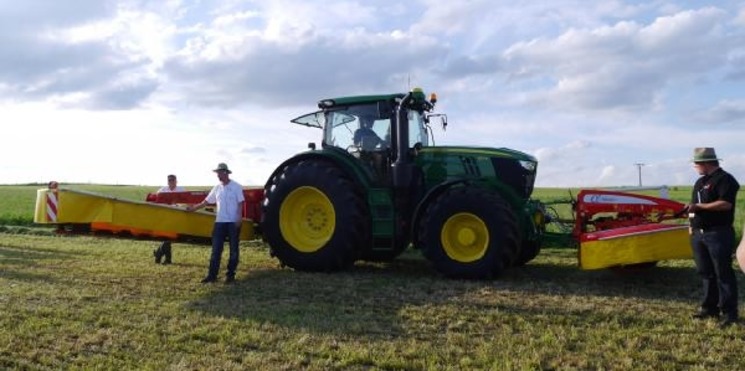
261, 88, 546, 279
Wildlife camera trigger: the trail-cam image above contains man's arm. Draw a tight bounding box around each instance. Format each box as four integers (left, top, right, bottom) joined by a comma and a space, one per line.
186, 199, 208, 212
235, 201, 244, 227
188, 185, 218, 212
687, 200, 733, 213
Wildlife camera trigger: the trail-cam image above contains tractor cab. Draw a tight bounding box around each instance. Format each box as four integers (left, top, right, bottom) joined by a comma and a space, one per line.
291, 92, 435, 184
291, 96, 431, 153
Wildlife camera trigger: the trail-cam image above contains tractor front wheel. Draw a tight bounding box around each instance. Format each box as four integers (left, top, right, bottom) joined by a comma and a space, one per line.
417, 186, 519, 279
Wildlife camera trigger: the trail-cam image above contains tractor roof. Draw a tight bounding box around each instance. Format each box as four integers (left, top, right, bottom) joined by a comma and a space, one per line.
317, 93, 405, 108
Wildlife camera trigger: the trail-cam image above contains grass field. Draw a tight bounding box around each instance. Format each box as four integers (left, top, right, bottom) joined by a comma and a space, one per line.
2, 184, 745, 368
3, 234, 745, 369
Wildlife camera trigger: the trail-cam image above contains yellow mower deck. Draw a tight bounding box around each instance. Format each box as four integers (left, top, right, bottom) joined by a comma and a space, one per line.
579, 224, 691, 270
34, 188, 254, 241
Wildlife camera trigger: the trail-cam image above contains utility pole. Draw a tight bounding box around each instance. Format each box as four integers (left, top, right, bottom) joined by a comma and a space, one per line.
634, 163, 645, 187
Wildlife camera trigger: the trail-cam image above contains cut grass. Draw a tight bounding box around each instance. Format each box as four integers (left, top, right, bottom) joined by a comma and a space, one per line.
2, 233, 745, 369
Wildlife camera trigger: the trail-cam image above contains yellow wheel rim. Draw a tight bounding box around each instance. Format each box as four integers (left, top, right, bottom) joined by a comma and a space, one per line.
279, 186, 336, 253
441, 212, 489, 263
533, 210, 546, 229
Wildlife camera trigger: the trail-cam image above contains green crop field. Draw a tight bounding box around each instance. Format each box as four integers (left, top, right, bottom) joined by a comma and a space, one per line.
1, 184, 745, 368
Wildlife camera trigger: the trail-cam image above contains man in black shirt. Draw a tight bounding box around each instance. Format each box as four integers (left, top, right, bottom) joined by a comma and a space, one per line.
687, 147, 740, 328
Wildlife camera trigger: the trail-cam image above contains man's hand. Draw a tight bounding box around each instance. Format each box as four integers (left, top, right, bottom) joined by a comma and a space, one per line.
186, 201, 206, 212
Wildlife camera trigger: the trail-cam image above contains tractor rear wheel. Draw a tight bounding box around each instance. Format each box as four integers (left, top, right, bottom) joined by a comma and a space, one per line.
417, 186, 519, 279
261, 160, 367, 271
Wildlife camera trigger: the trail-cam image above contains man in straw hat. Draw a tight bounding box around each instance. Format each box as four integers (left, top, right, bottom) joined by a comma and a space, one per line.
686, 147, 740, 328
186, 163, 245, 284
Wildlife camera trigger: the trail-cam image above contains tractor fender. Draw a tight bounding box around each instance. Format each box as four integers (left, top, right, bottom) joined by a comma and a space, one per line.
263, 149, 374, 193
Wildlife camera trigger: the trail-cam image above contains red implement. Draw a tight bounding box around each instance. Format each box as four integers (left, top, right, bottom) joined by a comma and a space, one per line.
570, 189, 691, 270
573, 189, 686, 238
145, 188, 265, 222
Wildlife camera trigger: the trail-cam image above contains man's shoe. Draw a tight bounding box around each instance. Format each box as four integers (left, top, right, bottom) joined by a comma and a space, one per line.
225, 276, 235, 284
162, 242, 172, 265
692, 310, 719, 320
720, 316, 738, 328
153, 249, 163, 264
200, 276, 217, 284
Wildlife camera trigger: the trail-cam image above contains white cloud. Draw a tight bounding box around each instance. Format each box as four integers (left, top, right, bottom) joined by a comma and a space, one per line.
695, 99, 745, 124
733, 6, 745, 26
502, 7, 733, 113
1, 1, 745, 189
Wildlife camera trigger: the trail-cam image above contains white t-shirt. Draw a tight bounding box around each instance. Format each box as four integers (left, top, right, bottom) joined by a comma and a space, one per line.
205, 180, 245, 223
156, 185, 185, 193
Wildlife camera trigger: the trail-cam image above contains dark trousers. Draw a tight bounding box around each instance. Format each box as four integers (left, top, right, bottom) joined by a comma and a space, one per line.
691, 226, 738, 318
207, 222, 240, 279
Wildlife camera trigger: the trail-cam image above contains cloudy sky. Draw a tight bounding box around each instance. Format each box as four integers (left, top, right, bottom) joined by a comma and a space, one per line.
1, 0, 744, 188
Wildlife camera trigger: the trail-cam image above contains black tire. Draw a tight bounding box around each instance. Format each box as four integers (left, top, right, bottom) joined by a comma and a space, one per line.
417, 186, 519, 279
515, 239, 542, 266
514, 203, 546, 266
261, 160, 367, 272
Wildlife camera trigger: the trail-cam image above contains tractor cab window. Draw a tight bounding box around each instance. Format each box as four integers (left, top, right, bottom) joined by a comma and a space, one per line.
323, 103, 392, 152
323, 111, 356, 148
353, 116, 389, 151
408, 110, 429, 148
306, 102, 427, 151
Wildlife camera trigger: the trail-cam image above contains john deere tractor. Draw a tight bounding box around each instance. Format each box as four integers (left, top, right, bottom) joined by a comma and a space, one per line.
261, 89, 545, 279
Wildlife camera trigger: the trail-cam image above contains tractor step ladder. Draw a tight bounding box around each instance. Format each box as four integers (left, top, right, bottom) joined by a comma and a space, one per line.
367, 188, 395, 251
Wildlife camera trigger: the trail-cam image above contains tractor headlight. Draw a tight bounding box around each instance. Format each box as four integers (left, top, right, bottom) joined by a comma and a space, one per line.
519, 160, 536, 172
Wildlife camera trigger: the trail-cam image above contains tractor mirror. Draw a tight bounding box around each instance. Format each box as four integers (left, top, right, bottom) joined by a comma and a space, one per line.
426, 113, 448, 131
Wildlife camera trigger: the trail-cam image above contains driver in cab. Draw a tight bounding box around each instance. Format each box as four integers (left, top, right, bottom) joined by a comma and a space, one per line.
353, 116, 384, 151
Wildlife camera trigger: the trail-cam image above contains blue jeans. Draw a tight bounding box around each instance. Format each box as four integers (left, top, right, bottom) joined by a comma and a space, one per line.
691, 226, 738, 318
207, 222, 240, 279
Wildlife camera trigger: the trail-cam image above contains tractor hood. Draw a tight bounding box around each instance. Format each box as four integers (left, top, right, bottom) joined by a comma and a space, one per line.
416, 146, 538, 200
418, 146, 537, 162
